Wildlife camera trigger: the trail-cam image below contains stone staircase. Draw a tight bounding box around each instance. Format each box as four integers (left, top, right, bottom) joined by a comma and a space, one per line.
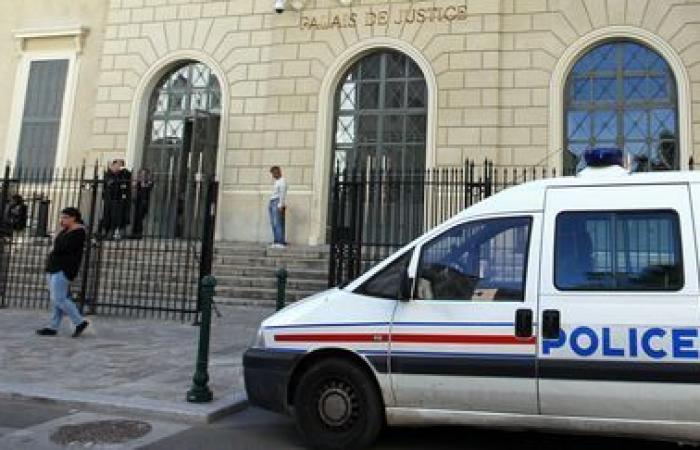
212, 242, 330, 307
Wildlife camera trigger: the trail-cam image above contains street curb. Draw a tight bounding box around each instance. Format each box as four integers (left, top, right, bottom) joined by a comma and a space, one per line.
0, 382, 248, 424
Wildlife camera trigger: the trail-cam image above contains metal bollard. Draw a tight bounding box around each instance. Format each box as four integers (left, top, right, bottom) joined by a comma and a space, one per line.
187, 275, 216, 403
276, 267, 288, 311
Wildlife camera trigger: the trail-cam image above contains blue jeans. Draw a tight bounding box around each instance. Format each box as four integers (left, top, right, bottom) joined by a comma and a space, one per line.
48, 271, 84, 330
268, 199, 285, 244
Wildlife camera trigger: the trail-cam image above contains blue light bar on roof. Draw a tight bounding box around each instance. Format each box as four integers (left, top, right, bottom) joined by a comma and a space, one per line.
584, 148, 623, 168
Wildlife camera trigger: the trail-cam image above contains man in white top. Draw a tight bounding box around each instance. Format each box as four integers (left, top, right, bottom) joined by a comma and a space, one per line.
269, 166, 288, 248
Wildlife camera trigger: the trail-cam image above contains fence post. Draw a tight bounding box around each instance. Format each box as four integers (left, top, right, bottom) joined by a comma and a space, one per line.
276, 267, 288, 311
0, 165, 10, 308
328, 169, 340, 287
78, 163, 100, 315
187, 275, 216, 403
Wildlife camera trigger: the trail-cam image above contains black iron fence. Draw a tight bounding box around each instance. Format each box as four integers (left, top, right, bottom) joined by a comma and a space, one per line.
328, 160, 557, 287
0, 164, 218, 321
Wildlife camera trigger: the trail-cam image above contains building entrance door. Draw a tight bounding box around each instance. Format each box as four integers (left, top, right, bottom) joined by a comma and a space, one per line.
143, 110, 219, 238
141, 61, 222, 238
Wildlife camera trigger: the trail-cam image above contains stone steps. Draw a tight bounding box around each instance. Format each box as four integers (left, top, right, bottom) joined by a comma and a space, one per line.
213, 255, 327, 270
215, 286, 314, 302
2, 240, 332, 309
214, 274, 327, 291
211, 242, 330, 307
212, 264, 326, 280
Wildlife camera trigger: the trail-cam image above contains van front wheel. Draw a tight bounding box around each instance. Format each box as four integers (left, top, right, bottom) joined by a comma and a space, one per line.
293, 358, 383, 450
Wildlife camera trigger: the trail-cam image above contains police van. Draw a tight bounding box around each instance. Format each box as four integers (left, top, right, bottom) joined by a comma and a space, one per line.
244, 149, 700, 450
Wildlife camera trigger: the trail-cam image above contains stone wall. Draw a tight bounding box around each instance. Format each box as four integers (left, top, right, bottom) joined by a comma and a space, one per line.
0, 1, 107, 167
93, 0, 700, 244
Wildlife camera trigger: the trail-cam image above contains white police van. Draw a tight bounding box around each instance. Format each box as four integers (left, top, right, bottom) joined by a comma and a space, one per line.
244, 149, 700, 450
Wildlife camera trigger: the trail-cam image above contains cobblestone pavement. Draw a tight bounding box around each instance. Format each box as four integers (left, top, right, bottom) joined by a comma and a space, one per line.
0, 305, 273, 410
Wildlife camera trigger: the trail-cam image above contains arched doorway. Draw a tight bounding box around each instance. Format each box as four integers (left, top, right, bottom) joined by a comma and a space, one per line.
141, 61, 222, 237
332, 50, 428, 174
327, 49, 429, 270
143, 61, 221, 177
564, 40, 679, 173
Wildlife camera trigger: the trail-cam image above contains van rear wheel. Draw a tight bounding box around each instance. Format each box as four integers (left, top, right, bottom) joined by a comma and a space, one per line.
293, 358, 383, 450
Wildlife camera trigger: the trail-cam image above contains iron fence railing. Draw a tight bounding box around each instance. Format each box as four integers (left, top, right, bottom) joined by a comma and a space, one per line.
328, 156, 698, 287
0, 163, 218, 321
328, 160, 559, 287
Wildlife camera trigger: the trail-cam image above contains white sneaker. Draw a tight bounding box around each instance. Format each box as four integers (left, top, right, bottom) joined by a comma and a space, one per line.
271, 243, 286, 249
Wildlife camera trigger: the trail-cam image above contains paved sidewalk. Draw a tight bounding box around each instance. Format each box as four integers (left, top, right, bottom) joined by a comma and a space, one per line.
0, 305, 274, 423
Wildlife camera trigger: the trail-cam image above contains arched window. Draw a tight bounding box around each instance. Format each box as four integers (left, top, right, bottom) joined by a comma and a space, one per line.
143, 62, 221, 176
564, 41, 678, 173
333, 50, 428, 173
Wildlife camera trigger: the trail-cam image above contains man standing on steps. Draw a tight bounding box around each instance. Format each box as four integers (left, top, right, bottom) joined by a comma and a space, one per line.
268, 166, 288, 248
36, 207, 89, 337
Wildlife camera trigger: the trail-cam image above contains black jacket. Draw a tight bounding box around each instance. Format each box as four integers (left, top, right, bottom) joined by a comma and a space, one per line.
46, 227, 86, 280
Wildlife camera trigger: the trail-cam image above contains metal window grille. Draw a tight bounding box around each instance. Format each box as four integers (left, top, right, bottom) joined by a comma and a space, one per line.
565, 41, 679, 173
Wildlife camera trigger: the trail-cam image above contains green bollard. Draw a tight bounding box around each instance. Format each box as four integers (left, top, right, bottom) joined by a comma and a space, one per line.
276, 267, 288, 311
187, 275, 216, 403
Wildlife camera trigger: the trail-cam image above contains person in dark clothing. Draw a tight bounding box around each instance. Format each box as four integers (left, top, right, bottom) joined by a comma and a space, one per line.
36, 207, 89, 337
5, 194, 27, 231
101, 160, 132, 240
131, 168, 153, 238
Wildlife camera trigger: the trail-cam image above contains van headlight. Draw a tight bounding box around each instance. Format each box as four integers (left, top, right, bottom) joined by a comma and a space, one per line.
252, 327, 266, 349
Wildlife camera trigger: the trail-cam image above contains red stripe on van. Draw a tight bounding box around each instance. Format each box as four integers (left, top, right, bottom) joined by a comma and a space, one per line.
274, 333, 536, 345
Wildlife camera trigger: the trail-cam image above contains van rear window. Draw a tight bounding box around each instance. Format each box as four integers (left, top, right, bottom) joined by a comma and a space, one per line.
554, 210, 683, 291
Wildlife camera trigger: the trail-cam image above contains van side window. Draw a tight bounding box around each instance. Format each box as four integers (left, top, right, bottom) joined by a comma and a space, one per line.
555, 211, 683, 291
356, 250, 412, 299
416, 217, 532, 302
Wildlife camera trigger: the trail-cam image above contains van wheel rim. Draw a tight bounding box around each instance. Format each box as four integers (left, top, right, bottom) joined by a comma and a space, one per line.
316, 380, 358, 429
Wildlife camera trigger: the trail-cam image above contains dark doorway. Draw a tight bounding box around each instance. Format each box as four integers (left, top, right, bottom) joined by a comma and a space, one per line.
142, 62, 221, 237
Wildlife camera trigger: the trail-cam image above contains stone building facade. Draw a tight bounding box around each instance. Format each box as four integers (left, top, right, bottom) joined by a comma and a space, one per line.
2, 0, 700, 245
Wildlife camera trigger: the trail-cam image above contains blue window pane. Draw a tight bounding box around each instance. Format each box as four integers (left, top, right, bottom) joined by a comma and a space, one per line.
592, 77, 616, 101
647, 76, 670, 100
564, 41, 678, 174
589, 44, 618, 71
570, 78, 591, 102
593, 111, 617, 140
651, 109, 675, 138
623, 76, 646, 100
623, 43, 649, 70
567, 111, 591, 141
623, 109, 647, 140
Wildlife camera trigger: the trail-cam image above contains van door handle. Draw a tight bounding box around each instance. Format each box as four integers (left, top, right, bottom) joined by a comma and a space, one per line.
542, 310, 561, 340
515, 309, 533, 338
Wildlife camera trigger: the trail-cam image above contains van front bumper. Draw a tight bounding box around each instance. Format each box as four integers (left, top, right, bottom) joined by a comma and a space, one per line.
243, 348, 303, 414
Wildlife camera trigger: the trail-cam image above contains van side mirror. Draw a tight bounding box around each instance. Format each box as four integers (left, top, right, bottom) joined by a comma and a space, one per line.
399, 270, 413, 301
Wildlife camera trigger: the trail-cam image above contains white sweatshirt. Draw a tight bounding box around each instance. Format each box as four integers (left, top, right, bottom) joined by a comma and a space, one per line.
270, 177, 288, 208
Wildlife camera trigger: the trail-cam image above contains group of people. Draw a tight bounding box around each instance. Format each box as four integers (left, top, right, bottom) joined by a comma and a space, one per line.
35, 163, 289, 338
100, 159, 154, 240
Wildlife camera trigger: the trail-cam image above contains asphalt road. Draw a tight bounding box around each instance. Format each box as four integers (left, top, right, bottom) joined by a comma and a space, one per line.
145, 408, 681, 450
0, 398, 685, 450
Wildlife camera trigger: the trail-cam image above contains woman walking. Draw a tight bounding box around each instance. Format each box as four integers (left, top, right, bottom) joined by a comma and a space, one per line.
36, 207, 89, 337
